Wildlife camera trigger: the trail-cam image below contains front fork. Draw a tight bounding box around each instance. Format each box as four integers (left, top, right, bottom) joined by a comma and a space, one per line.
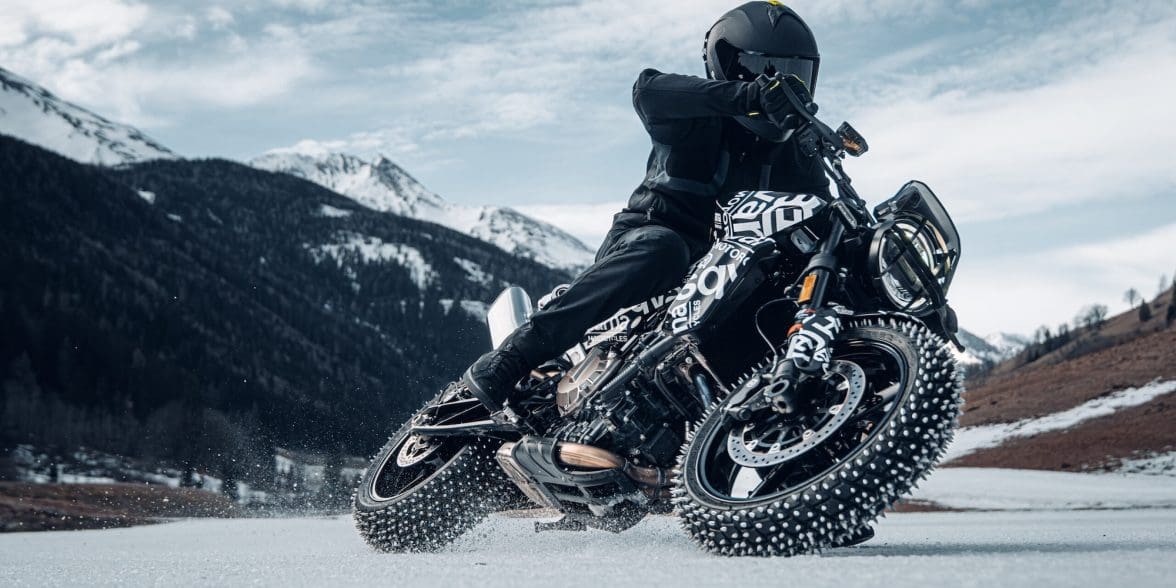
729, 218, 847, 418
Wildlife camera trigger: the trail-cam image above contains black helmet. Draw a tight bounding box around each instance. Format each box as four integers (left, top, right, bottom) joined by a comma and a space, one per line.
704, 2, 820, 140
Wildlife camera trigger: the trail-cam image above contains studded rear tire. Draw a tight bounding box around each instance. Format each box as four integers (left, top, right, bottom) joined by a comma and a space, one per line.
352, 389, 516, 552
674, 316, 963, 556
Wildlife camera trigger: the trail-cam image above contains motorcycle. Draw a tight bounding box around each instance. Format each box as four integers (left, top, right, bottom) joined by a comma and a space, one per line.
353, 80, 965, 556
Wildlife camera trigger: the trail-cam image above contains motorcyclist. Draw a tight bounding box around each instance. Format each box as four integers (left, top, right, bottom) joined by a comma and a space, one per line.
465, 1, 830, 417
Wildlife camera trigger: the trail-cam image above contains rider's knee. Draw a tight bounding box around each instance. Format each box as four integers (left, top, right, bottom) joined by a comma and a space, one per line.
633, 228, 691, 279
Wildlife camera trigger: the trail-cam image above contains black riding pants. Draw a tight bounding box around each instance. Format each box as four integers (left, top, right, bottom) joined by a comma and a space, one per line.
511, 217, 700, 367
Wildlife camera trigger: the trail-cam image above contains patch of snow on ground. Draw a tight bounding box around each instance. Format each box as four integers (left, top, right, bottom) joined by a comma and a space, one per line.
136, 190, 156, 204
460, 300, 489, 320
913, 467, 1176, 510
1113, 451, 1176, 477
2, 510, 1175, 587
310, 232, 437, 290
439, 298, 490, 320
318, 204, 353, 218
454, 257, 493, 286
945, 379, 1176, 462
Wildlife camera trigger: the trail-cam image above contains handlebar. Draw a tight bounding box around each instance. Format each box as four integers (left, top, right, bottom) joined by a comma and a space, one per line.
769, 74, 874, 225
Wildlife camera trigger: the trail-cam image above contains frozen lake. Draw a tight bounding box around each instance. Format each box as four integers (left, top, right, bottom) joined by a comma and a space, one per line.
2, 508, 1174, 587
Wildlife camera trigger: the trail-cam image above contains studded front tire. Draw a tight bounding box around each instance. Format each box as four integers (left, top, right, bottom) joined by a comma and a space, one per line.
674, 316, 963, 556
352, 389, 515, 552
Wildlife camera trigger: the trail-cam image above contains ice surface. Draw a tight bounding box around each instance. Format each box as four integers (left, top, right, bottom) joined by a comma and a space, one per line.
945, 379, 1176, 461
1, 509, 1174, 587
913, 467, 1176, 510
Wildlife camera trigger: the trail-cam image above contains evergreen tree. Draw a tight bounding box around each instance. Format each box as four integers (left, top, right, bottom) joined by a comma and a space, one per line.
1139, 302, 1152, 322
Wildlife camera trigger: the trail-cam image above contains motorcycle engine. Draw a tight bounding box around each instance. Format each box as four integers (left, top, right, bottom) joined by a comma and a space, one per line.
555, 347, 618, 416
550, 344, 700, 467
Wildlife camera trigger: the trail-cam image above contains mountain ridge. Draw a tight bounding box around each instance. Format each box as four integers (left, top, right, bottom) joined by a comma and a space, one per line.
0, 133, 569, 466
0, 66, 593, 272
0, 66, 175, 165
250, 148, 597, 272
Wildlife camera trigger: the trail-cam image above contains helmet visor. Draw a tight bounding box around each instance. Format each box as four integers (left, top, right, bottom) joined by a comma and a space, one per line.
727, 53, 815, 89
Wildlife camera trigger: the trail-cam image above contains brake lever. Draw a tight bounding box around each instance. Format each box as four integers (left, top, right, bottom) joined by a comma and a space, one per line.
775, 75, 843, 156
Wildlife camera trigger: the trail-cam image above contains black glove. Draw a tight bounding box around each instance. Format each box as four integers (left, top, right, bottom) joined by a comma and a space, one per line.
752, 73, 813, 130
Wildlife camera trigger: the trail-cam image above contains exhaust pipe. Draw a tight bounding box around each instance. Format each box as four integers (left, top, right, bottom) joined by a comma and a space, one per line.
554, 442, 668, 488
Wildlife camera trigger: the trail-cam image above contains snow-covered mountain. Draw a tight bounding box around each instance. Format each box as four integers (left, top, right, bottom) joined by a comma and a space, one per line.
954, 329, 1029, 370
0, 67, 175, 165
0, 66, 591, 272
251, 148, 595, 272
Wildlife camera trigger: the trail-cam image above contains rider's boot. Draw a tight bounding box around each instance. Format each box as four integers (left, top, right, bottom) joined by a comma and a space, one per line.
462, 328, 539, 413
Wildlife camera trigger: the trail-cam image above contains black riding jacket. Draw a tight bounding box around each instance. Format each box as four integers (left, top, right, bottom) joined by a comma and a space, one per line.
622, 68, 831, 250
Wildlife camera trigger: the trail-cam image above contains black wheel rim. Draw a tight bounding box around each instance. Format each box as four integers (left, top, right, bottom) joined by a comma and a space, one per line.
694, 336, 909, 506
368, 389, 487, 502
370, 434, 464, 502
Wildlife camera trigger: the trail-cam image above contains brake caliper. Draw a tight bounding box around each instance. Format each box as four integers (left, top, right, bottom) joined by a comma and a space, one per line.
759, 307, 844, 414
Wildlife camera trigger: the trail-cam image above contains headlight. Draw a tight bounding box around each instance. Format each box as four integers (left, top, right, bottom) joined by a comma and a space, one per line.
869, 216, 954, 315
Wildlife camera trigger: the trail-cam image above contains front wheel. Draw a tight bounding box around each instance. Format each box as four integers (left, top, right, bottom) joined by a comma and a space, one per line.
353, 385, 516, 552
674, 316, 962, 556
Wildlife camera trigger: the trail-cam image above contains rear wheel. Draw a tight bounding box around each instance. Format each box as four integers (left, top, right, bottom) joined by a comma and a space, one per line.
353, 384, 516, 552
675, 316, 962, 556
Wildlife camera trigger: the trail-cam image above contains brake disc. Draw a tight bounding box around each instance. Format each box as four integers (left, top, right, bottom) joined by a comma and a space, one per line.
726, 360, 867, 468
395, 433, 441, 467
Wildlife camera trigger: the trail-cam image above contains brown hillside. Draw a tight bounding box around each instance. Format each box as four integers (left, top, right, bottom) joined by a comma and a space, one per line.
960, 286, 1176, 427
953, 391, 1176, 470
0, 483, 237, 532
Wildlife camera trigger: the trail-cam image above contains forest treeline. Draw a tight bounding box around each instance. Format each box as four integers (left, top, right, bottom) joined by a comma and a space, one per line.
0, 135, 569, 487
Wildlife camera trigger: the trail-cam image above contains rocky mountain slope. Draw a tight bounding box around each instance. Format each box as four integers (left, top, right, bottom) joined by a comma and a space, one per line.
0, 134, 569, 467
0, 67, 175, 165
947, 287, 1176, 472
251, 149, 596, 272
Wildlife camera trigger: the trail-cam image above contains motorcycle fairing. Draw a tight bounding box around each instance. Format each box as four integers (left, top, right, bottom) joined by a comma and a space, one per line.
669, 191, 827, 336
717, 191, 826, 240
565, 289, 678, 365
666, 236, 774, 335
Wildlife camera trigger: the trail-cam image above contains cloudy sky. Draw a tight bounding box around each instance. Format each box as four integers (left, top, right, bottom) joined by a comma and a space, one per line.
2, 0, 1174, 336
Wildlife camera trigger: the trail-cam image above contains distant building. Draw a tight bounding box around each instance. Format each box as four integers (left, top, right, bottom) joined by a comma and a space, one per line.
273, 448, 366, 494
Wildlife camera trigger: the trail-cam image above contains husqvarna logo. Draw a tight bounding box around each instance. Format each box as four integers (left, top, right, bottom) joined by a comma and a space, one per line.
722, 191, 824, 239
687, 263, 738, 300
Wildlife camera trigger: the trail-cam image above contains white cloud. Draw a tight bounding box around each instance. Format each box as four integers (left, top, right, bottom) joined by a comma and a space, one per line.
0, 0, 320, 126
207, 7, 235, 29
93, 40, 142, 64
265, 128, 419, 160
951, 222, 1176, 334
0, 0, 150, 51
832, 3, 1176, 223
